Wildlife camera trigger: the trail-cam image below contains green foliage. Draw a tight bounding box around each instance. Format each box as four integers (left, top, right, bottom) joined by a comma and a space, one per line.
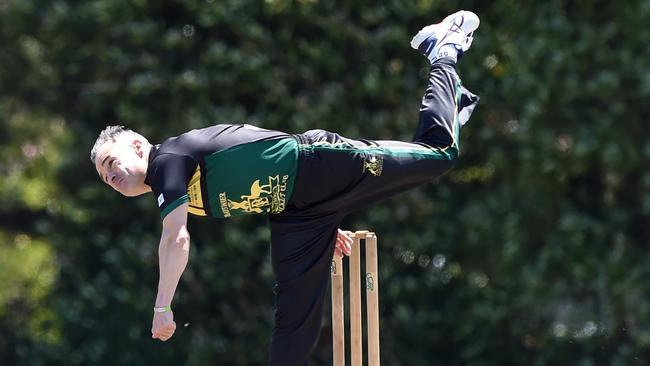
2, 0, 650, 365
0, 232, 60, 345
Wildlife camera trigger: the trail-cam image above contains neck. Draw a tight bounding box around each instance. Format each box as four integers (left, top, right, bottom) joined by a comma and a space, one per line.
143, 143, 152, 162
137, 143, 154, 195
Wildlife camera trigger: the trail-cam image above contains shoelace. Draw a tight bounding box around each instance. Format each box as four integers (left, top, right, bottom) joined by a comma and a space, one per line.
448, 17, 464, 34
437, 16, 465, 47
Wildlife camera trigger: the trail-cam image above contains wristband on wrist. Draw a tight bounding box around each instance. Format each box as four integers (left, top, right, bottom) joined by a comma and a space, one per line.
153, 305, 172, 313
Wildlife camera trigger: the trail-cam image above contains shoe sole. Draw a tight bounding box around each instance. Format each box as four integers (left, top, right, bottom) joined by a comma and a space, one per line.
410, 10, 480, 50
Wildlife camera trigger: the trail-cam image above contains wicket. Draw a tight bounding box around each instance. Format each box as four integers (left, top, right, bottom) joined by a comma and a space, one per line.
331, 230, 380, 366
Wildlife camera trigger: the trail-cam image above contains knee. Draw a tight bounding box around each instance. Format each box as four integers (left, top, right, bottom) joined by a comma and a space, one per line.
421, 149, 457, 178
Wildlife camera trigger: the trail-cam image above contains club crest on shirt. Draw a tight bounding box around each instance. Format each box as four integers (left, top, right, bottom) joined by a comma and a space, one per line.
219, 193, 231, 217
219, 174, 289, 217
157, 193, 165, 207
364, 155, 383, 176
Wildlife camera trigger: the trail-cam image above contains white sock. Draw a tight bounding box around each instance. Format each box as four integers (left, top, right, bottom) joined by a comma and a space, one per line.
430, 44, 458, 63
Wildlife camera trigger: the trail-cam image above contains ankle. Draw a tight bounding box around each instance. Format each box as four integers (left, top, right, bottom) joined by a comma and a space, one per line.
430, 44, 458, 63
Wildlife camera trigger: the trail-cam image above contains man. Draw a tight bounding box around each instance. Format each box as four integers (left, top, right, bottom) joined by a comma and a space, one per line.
91, 10, 480, 365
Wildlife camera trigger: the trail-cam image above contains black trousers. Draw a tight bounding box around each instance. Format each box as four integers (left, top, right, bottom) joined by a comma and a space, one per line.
267, 58, 479, 366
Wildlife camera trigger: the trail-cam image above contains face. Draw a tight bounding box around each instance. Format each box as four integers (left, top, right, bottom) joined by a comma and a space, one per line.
94, 136, 150, 197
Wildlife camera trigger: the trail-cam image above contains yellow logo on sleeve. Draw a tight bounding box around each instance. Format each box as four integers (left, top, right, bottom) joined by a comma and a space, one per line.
187, 166, 207, 216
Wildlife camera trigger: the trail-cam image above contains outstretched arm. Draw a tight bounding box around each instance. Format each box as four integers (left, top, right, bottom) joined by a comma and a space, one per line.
151, 202, 190, 341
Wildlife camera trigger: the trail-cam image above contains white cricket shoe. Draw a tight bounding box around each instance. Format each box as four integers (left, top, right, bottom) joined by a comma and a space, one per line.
410, 10, 480, 61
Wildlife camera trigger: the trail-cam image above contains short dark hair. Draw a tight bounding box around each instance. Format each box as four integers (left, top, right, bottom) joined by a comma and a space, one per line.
90, 125, 147, 163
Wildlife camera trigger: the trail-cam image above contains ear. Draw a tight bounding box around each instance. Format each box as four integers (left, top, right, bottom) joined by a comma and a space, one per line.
131, 139, 144, 158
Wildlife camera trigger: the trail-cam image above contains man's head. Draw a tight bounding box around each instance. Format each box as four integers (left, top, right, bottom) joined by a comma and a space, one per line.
91, 126, 152, 197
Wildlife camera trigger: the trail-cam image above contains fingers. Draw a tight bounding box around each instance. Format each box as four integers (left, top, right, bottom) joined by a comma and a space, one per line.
152, 321, 177, 341
339, 232, 352, 254
337, 229, 354, 245
338, 229, 354, 238
334, 246, 343, 258
337, 238, 350, 255
153, 330, 174, 341
336, 229, 353, 256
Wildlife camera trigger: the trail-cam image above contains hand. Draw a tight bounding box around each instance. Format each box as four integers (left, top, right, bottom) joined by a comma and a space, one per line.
151, 310, 176, 341
334, 229, 353, 258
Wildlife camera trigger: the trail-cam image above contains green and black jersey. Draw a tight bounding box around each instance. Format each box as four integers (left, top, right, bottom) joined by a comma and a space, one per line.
144, 124, 298, 219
